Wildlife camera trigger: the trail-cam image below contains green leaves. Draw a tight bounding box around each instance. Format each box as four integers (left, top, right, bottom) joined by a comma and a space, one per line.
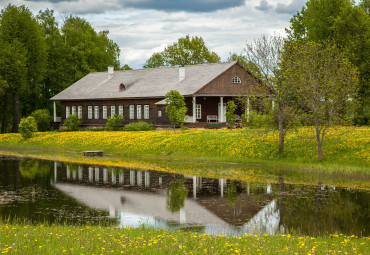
144, 35, 220, 68
165, 90, 188, 130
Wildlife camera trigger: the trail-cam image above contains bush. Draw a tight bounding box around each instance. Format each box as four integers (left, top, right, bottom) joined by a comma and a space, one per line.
122, 121, 155, 131
19, 116, 38, 140
31, 109, 52, 131
63, 114, 82, 131
242, 111, 273, 129
106, 114, 124, 131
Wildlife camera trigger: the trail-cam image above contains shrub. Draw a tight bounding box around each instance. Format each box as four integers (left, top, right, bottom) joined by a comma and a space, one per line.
19, 116, 38, 140
31, 109, 52, 131
242, 110, 273, 129
63, 114, 81, 131
225, 101, 237, 128
106, 114, 124, 131
122, 121, 155, 131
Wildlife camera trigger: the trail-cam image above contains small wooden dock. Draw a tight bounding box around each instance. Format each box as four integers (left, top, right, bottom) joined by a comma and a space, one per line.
83, 151, 103, 157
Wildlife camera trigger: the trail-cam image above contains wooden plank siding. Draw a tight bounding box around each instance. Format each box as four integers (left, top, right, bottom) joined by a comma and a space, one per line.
61, 99, 171, 127
195, 64, 268, 95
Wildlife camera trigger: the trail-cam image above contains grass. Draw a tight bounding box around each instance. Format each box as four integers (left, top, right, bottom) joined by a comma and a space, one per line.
0, 223, 369, 254
0, 126, 369, 169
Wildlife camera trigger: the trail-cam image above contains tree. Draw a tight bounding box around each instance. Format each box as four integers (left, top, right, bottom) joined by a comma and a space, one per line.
30, 109, 52, 131
19, 116, 38, 140
225, 101, 237, 128
166, 179, 188, 213
286, 0, 370, 125
165, 90, 188, 131
106, 114, 124, 131
243, 34, 299, 154
0, 4, 47, 132
282, 41, 358, 159
63, 114, 81, 131
143, 35, 220, 68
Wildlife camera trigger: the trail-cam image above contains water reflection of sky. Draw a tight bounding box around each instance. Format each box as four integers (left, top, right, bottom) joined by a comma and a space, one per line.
0, 157, 369, 237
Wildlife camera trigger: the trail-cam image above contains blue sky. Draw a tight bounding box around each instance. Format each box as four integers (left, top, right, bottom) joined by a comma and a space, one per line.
0, 0, 362, 69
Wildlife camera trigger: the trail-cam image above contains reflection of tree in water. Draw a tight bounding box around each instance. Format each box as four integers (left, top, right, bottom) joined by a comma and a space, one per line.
226, 181, 237, 206
166, 179, 188, 213
20, 159, 50, 179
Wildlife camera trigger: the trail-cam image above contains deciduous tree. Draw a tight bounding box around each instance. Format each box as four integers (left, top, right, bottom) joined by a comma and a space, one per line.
282, 41, 358, 159
165, 90, 188, 131
144, 35, 220, 68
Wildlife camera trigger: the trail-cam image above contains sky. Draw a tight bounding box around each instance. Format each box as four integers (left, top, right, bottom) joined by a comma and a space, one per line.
0, 0, 362, 69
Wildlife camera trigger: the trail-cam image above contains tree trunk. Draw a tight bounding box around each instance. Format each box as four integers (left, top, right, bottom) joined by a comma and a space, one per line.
315, 127, 324, 159
12, 92, 20, 133
278, 117, 285, 154
1, 94, 9, 134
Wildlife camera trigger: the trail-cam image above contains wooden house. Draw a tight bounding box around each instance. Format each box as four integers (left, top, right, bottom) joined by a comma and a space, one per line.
51, 61, 269, 128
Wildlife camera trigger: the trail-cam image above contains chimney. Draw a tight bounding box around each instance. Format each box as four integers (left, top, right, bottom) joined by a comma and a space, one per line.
108, 66, 114, 77
179, 66, 185, 81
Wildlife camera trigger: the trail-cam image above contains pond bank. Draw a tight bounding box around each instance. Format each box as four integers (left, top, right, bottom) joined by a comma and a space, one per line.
1, 223, 368, 254
0, 148, 369, 190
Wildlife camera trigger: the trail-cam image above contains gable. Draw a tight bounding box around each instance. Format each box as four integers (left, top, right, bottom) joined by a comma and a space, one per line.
195, 63, 268, 96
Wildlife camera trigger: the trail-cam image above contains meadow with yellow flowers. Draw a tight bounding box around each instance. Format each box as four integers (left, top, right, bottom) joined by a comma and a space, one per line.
0, 223, 369, 254
0, 126, 368, 169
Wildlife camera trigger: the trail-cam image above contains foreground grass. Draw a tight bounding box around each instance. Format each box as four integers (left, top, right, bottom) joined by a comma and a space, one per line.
1, 224, 369, 254
0, 126, 369, 170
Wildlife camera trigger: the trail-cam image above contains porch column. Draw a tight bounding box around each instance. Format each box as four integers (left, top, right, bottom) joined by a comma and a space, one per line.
54, 161, 57, 183
220, 96, 224, 123
53, 101, 57, 122
193, 176, 197, 199
192, 96, 196, 123
247, 97, 250, 122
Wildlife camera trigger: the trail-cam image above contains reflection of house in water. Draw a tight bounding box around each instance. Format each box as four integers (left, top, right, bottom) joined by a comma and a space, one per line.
52, 162, 281, 235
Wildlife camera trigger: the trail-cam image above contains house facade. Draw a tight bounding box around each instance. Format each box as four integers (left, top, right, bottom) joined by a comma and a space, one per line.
51, 61, 268, 128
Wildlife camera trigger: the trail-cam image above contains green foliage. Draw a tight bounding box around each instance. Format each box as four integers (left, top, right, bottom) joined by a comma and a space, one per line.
144, 35, 220, 68
120, 64, 132, 70
242, 111, 273, 129
19, 159, 50, 179
19, 116, 38, 140
166, 179, 188, 213
286, 0, 370, 124
122, 121, 155, 131
106, 114, 124, 131
30, 109, 52, 132
165, 90, 188, 130
225, 101, 237, 128
63, 114, 81, 131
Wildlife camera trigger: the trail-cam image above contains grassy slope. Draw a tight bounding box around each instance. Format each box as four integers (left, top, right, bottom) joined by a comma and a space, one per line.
0, 126, 369, 169
0, 224, 369, 254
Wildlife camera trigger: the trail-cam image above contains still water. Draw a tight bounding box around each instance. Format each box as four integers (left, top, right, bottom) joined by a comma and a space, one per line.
0, 156, 369, 236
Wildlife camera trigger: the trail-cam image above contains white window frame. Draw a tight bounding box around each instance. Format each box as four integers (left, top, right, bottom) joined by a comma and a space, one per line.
71, 106, 76, 115
196, 104, 202, 119
111, 105, 116, 117
94, 106, 99, 119
231, 76, 241, 83
88, 106, 92, 119
103, 106, 107, 119
119, 105, 123, 116
66, 106, 70, 119
137, 105, 142, 119
144, 105, 149, 119
78, 106, 82, 119
129, 105, 135, 119
158, 110, 162, 117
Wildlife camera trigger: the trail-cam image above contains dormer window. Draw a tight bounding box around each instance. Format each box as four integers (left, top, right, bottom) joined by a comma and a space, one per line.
231, 76, 241, 83
119, 83, 125, 91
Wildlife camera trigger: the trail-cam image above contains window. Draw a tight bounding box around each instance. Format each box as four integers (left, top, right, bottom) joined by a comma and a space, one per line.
196, 104, 202, 119
231, 76, 241, 83
111, 105, 116, 116
88, 106, 92, 119
66, 106, 70, 119
78, 106, 82, 119
118, 105, 123, 116
158, 110, 162, 117
144, 105, 149, 119
71, 106, 76, 115
94, 106, 99, 119
137, 105, 142, 119
103, 106, 107, 119
129, 105, 135, 119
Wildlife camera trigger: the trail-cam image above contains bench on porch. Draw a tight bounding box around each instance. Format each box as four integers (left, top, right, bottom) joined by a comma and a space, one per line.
207, 115, 219, 122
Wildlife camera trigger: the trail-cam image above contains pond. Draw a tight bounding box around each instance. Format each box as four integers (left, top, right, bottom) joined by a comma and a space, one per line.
0, 156, 369, 237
